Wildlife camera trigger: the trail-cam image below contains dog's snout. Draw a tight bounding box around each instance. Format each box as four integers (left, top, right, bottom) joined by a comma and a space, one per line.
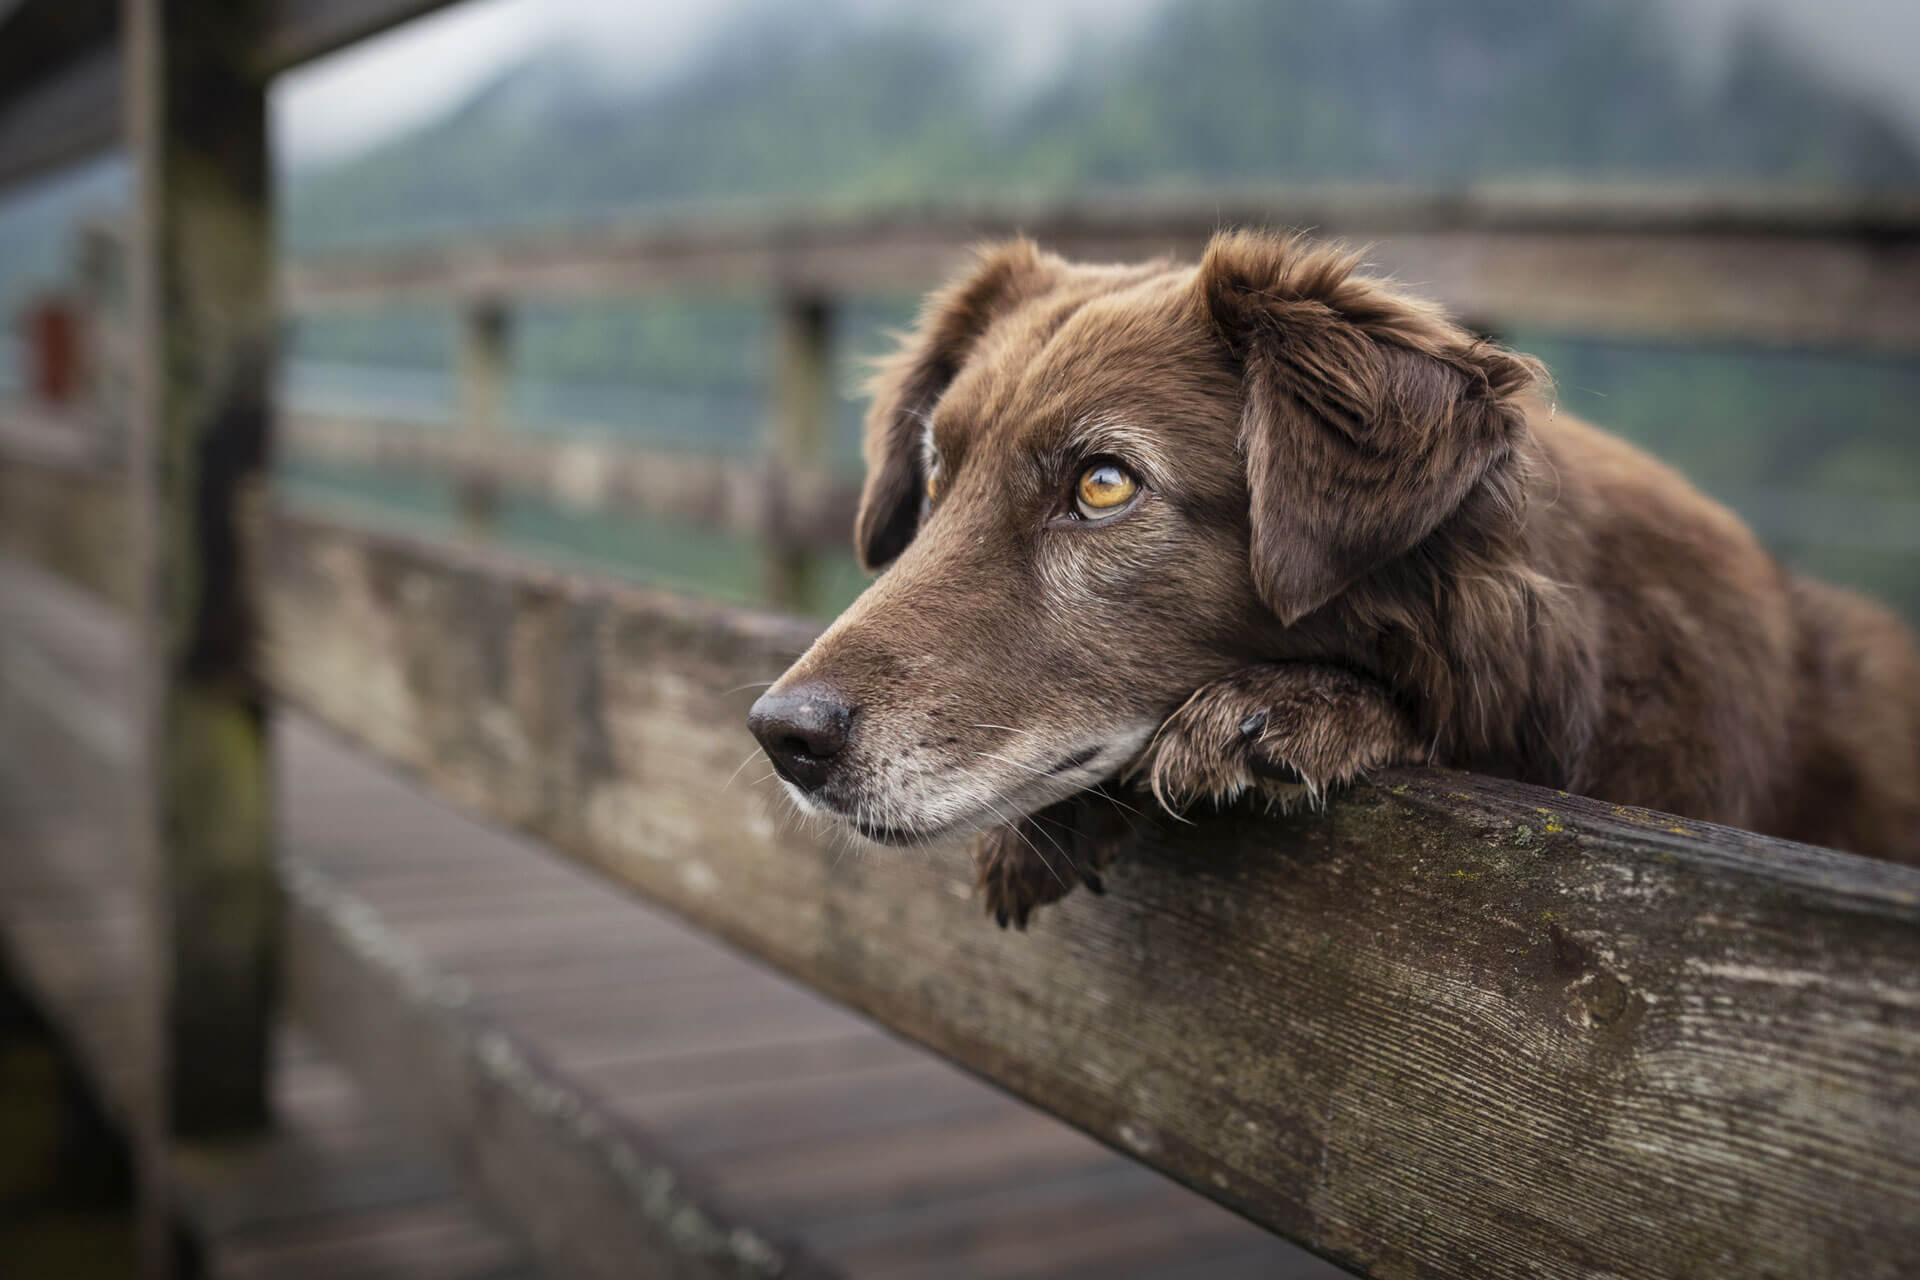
748, 683, 855, 793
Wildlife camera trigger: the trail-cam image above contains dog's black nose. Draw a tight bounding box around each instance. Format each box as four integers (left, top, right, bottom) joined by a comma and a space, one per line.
748, 683, 854, 793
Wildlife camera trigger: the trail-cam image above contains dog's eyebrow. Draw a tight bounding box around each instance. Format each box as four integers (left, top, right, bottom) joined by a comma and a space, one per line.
1060, 415, 1173, 488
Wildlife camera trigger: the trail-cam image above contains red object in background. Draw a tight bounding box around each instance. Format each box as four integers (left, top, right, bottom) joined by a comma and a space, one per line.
24, 297, 81, 408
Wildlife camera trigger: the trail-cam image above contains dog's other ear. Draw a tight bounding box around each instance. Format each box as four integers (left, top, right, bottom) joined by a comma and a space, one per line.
1198, 231, 1541, 625
855, 238, 1056, 570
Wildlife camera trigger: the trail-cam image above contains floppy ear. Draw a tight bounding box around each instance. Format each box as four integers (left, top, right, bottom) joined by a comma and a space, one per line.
855, 238, 1056, 570
1199, 231, 1540, 625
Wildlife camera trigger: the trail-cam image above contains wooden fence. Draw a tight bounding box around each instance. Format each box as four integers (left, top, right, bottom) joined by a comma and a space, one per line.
2, 2, 1919, 1278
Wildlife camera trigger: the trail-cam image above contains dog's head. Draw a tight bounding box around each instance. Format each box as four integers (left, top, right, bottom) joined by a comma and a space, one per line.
749, 230, 1538, 844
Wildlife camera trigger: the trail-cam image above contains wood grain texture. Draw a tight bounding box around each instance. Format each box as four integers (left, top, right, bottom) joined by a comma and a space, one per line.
263, 508, 1920, 1280
283, 863, 826, 1280
0, 552, 539, 1280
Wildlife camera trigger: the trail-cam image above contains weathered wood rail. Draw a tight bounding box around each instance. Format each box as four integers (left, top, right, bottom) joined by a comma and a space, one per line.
258, 507, 1920, 1280
6, 0, 1920, 1276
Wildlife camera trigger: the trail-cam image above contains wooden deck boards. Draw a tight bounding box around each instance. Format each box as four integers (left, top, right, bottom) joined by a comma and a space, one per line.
278, 715, 1343, 1279
1, 550, 1340, 1278
0, 718, 536, 1279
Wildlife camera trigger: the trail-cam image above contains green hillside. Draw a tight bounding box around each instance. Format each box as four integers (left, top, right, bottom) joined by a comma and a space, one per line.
283, 0, 1919, 252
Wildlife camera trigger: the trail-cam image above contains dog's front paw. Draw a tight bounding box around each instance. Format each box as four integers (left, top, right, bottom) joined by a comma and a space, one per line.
1138, 664, 1423, 814
972, 789, 1133, 929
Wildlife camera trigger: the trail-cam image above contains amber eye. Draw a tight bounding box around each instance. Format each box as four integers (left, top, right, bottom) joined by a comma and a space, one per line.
925, 468, 940, 501
1074, 462, 1139, 519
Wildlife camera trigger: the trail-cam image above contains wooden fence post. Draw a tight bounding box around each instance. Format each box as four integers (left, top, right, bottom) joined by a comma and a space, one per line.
124, 0, 278, 1181
766, 292, 833, 613
456, 296, 511, 538
75, 221, 121, 437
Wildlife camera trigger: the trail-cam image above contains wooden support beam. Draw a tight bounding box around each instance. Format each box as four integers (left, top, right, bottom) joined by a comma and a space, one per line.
124, 0, 279, 1148
765, 294, 834, 612
263, 508, 1920, 1280
454, 297, 510, 539
0, 0, 468, 193
0, 46, 120, 191
254, 0, 468, 73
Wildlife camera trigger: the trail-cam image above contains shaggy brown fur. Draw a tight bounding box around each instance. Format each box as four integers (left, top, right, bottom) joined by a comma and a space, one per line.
749, 230, 1920, 928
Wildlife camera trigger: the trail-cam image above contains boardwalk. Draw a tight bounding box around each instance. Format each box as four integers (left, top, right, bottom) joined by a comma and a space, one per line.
0, 550, 1336, 1278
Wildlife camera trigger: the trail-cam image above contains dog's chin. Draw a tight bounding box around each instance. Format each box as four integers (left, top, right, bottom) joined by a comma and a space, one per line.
776, 778, 958, 847
847, 816, 940, 847
774, 732, 1154, 848
780, 777, 1084, 850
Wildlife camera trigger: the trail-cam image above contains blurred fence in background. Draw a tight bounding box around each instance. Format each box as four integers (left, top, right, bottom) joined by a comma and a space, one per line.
12, 185, 1920, 620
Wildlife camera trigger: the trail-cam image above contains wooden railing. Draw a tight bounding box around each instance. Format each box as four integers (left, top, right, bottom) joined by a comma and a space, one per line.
4, 1, 1920, 1277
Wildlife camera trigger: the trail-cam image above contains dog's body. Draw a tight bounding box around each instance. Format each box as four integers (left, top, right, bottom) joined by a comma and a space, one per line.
749, 231, 1920, 926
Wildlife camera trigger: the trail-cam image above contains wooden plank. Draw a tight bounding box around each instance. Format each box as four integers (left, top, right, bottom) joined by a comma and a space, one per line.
267, 681, 1322, 1278
0, 45, 119, 190
0, 0, 465, 192
0, 693, 539, 1280
124, 0, 278, 1141
264, 507, 1920, 1280
764, 294, 834, 611
0, 558, 145, 1136
281, 862, 829, 1280
281, 409, 860, 548
280, 189, 1920, 353
0, 551, 820, 1279
255, 0, 467, 73
0, 413, 134, 606
452, 299, 509, 538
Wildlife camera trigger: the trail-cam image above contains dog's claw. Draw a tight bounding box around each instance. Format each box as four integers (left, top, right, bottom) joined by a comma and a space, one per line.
971, 791, 1132, 929
1142, 664, 1424, 812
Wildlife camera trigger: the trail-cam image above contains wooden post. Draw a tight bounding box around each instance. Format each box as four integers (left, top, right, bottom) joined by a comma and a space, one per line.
75, 222, 120, 437
456, 296, 510, 538
124, 0, 278, 1166
766, 292, 832, 613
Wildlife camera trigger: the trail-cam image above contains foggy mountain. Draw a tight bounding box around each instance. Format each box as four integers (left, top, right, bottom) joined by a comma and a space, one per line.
285, 0, 1920, 252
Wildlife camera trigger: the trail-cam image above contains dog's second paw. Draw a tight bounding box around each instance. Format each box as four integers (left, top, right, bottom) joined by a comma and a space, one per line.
972, 790, 1132, 929
1138, 664, 1422, 815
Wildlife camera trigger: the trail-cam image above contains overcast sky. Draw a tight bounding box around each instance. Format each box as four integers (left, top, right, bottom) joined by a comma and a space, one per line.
272, 0, 1920, 169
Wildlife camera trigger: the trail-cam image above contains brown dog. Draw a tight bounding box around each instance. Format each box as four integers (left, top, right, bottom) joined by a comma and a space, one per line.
748, 230, 1920, 926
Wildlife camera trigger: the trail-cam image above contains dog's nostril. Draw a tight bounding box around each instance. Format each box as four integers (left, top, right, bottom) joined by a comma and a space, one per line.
747, 683, 856, 793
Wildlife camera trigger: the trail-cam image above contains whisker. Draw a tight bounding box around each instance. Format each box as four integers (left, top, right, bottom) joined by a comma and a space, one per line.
720, 745, 768, 794
975, 750, 1057, 780
981, 796, 1069, 892
1092, 787, 1151, 822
